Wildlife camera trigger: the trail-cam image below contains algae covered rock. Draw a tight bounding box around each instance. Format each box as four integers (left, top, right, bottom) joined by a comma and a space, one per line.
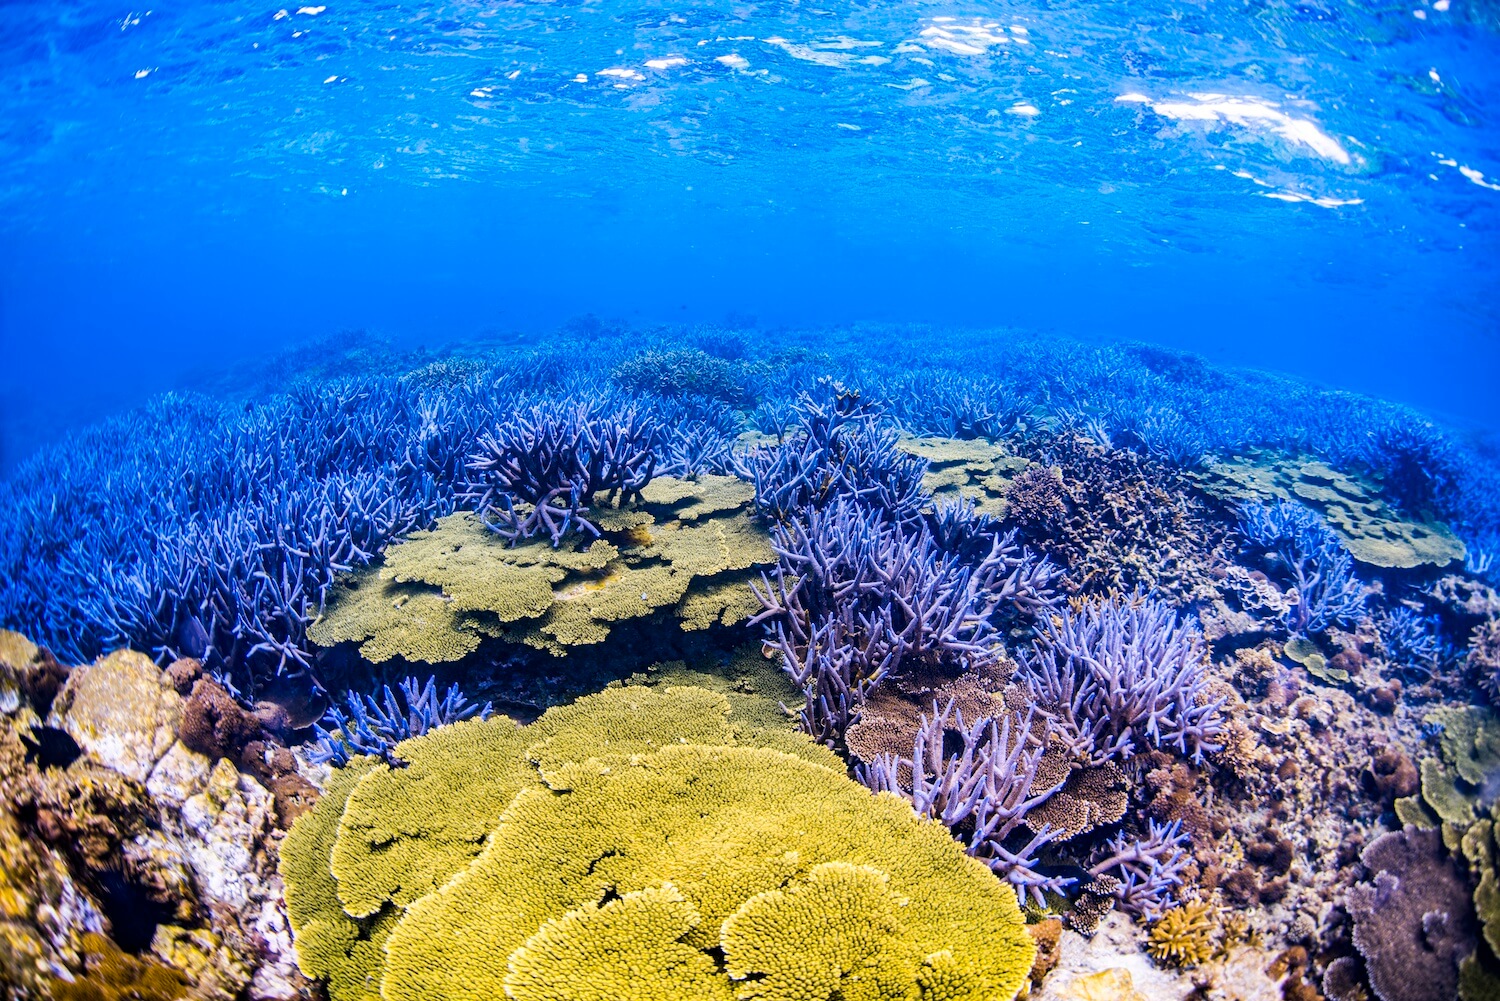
1194, 454, 1465, 569
49, 649, 183, 783
309, 474, 776, 663
282, 684, 1034, 1001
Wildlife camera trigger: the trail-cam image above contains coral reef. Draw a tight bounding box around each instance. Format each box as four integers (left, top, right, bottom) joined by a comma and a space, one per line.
8, 327, 1500, 1001
466, 399, 659, 545
1346, 828, 1476, 1001
281, 684, 1035, 1001
310, 474, 774, 661
1196, 454, 1466, 570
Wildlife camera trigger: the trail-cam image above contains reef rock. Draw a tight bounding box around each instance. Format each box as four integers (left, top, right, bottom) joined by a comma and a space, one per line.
49, 648, 183, 783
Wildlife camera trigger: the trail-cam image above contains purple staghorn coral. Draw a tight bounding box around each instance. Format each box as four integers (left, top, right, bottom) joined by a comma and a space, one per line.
1087, 818, 1192, 918
741, 384, 928, 523
859, 699, 1075, 907
1237, 499, 1366, 636
753, 498, 1059, 744
467, 400, 659, 546
1019, 594, 1226, 765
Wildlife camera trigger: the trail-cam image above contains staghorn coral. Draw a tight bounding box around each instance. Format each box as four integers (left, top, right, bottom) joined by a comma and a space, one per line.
743, 385, 928, 524
309, 675, 491, 766
1470, 619, 1500, 707
308, 475, 774, 662
611, 347, 756, 405
380, 742, 1035, 1001
753, 495, 1057, 745
466, 399, 660, 546
1018, 594, 1226, 765
1237, 499, 1367, 637
1146, 902, 1218, 967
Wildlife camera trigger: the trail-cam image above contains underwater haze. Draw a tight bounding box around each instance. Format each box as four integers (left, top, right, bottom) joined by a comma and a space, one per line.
2, 0, 1499, 464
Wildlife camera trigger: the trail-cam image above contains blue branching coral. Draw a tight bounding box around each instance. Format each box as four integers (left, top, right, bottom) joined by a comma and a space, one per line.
311, 676, 493, 766
1237, 500, 1367, 636
1087, 818, 1193, 918
753, 497, 1059, 744
1378, 606, 1452, 679
1018, 594, 1226, 765
743, 384, 928, 524
466, 400, 660, 546
859, 700, 1075, 907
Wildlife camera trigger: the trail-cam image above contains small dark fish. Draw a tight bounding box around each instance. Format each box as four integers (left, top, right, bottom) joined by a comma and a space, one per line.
20, 725, 82, 770
176, 614, 210, 660
258, 673, 328, 730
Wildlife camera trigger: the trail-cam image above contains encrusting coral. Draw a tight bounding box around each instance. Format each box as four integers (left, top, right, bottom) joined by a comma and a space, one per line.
281, 684, 1035, 1001
308, 474, 774, 662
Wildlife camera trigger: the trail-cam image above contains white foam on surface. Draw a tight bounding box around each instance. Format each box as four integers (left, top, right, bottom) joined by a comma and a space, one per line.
1008, 103, 1040, 116
598, 67, 644, 80
916, 20, 1010, 56
645, 56, 687, 70
715, 53, 749, 70
1116, 92, 1350, 164
763, 36, 884, 68
1459, 166, 1500, 191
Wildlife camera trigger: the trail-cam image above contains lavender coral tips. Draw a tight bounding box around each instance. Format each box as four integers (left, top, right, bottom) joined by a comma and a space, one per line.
467, 400, 659, 546
1019, 594, 1226, 765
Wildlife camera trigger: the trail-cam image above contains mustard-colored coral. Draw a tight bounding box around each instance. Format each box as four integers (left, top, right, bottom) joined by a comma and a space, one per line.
721, 861, 915, 1001
1192, 455, 1464, 569
330, 715, 530, 918
382, 743, 1034, 1001
897, 436, 1029, 518
279, 755, 389, 1001
50, 932, 188, 1001
504, 883, 734, 1001
1146, 902, 1218, 968
307, 475, 775, 663
283, 685, 1031, 1001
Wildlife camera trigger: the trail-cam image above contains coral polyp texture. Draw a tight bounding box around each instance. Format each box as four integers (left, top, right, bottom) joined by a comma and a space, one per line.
280, 684, 1034, 1001
309, 474, 774, 660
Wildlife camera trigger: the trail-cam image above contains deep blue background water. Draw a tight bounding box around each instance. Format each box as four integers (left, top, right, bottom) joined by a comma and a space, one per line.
2, 0, 1497, 470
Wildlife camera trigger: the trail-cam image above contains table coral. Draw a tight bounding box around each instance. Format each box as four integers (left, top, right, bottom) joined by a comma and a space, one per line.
308, 475, 775, 663
1195, 454, 1465, 570
382, 743, 1034, 1001
282, 684, 1033, 1001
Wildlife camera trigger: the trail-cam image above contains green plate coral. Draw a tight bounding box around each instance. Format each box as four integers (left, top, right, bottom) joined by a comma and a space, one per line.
308, 474, 775, 663
282, 685, 1035, 1001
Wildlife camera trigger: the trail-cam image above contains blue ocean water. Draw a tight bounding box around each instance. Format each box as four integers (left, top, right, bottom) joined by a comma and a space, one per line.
1, 0, 1498, 467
